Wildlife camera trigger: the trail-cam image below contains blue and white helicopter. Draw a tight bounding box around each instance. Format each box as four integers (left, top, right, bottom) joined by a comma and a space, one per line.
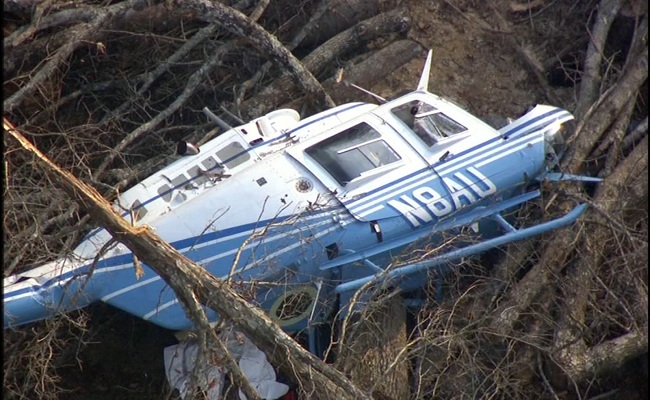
4, 51, 595, 355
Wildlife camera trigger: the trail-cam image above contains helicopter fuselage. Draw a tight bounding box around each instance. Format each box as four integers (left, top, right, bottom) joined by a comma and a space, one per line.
3, 89, 573, 335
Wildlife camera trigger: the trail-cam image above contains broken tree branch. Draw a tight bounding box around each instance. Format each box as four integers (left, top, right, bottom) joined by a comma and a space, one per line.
4, 117, 372, 400
3, 0, 151, 114
174, 0, 335, 111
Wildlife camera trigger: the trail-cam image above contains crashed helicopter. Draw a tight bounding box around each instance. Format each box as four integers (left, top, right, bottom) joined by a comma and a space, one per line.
4, 51, 597, 356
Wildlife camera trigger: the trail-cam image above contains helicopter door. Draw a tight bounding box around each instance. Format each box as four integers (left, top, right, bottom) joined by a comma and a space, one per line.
305, 123, 401, 186
299, 116, 428, 221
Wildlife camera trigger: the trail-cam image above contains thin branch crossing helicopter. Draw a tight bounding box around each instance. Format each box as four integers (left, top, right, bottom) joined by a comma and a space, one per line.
4, 51, 597, 356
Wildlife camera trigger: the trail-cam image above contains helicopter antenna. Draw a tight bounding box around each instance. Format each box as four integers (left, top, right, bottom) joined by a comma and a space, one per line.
416, 49, 433, 91
336, 68, 387, 104
344, 81, 387, 103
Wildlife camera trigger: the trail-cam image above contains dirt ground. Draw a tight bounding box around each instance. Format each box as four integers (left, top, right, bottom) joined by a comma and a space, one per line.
10, 0, 644, 399
379, 0, 587, 120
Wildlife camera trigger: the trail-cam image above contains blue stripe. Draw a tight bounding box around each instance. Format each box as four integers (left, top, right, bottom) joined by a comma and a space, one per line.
501, 109, 571, 137
5, 208, 338, 299
341, 108, 565, 207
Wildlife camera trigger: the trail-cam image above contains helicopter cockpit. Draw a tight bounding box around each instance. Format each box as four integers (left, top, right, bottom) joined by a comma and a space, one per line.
389, 99, 468, 147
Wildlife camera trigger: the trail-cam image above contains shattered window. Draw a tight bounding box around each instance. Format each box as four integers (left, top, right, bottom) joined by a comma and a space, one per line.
306, 122, 401, 185
428, 112, 466, 137
391, 101, 466, 146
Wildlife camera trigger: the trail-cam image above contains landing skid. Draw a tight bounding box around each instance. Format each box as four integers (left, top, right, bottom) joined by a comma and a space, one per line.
305, 202, 587, 358
334, 203, 587, 294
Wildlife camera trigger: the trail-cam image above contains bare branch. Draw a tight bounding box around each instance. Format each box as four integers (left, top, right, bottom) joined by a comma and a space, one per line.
174, 0, 335, 111
564, 46, 648, 173
3, 0, 151, 114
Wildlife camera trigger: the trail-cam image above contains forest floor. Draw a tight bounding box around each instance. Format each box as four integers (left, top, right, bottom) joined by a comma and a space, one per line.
376, 0, 580, 122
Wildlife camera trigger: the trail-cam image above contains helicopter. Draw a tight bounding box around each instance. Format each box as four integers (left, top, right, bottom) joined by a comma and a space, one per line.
3, 50, 597, 356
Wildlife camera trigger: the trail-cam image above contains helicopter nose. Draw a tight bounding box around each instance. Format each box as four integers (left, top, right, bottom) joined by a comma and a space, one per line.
543, 121, 566, 168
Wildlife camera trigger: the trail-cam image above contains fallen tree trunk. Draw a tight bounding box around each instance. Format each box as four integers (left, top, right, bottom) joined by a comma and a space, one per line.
240, 8, 411, 118
4, 118, 372, 400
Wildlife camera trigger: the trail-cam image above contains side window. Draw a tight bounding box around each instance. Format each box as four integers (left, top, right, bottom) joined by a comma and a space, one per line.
158, 184, 172, 202
391, 102, 438, 146
216, 142, 250, 169
131, 199, 148, 220
306, 123, 401, 185
157, 174, 189, 202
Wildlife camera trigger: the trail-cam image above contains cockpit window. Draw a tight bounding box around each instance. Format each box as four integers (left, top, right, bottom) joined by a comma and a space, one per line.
391, 101, 467, 146
428, 112, 466, 137
306, 122, 401, 185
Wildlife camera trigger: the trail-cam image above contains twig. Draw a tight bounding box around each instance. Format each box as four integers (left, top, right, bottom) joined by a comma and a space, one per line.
99, 23, 221, 124
587, 389, 619, 400
94, 43, 235, 178
621, 117, 648, 152
537, 351, 561, 400
3, 0, 151, 114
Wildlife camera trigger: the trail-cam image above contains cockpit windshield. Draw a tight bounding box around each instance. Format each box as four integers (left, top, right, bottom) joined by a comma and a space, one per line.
306, 122, 401, 185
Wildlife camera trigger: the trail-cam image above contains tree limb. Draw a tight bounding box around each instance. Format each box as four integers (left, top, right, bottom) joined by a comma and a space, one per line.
574, 0, 625, 120
4, 117, 372, 399
3, 0, 152, 114
241, 8, 410, 118
174, 0, 335, 111
563, 46, 648, 173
